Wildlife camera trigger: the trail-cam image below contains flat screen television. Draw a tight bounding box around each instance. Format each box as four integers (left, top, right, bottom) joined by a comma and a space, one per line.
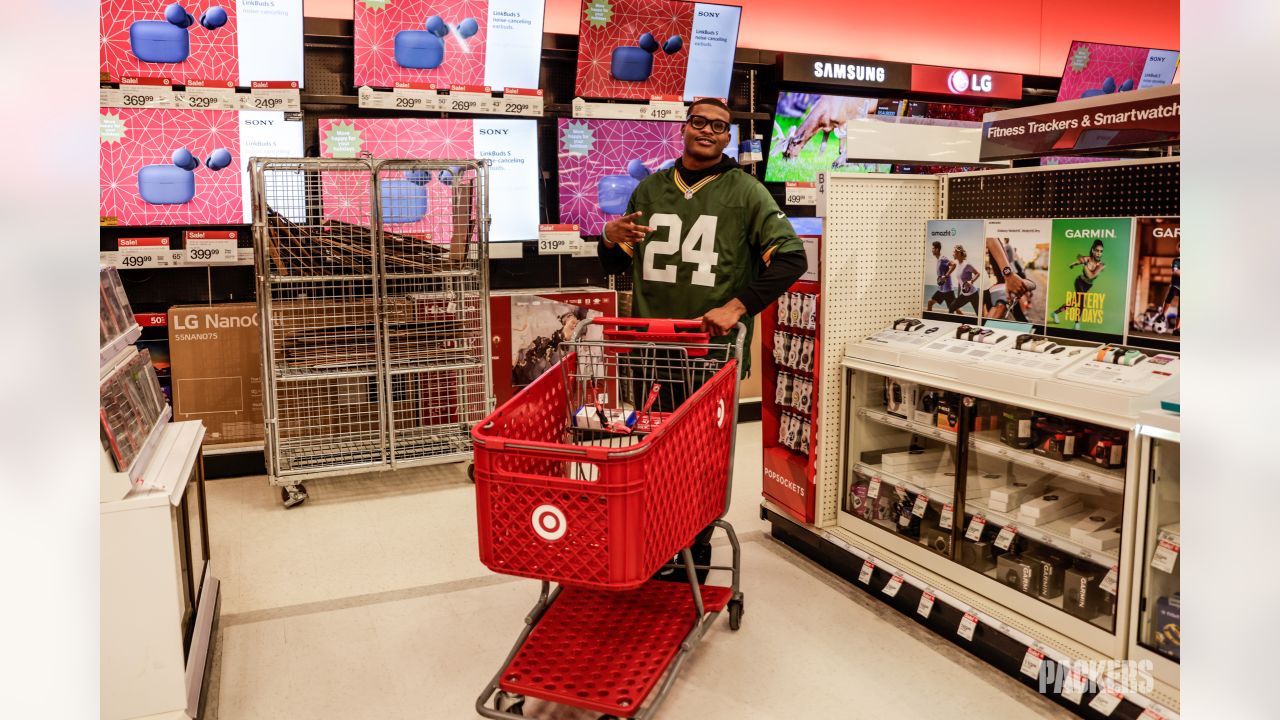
100, 0, 304, 86
99, 108, 303, 226
575, 0, 742, 102
354, 0, 546, 91
557, 117, 738, 236
316, 118, 540, 242
1055, 40, 1179, 102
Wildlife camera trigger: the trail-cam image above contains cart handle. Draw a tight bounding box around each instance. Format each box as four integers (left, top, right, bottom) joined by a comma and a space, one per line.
576, 316, 711, 346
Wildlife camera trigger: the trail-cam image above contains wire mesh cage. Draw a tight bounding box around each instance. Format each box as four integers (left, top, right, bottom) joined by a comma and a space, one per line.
250, 157, 492, 499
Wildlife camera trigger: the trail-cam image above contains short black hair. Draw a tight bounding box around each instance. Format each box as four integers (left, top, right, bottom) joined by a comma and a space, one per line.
688, 97, 731, 116
931, 240, 941, 250
1092, 240, 1105, 251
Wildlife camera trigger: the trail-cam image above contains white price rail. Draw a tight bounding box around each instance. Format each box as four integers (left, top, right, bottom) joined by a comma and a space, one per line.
101, 247, 254, 270
970, 430, 1125, 493
359, 85, 544, 117
572, 96, 690, 122
785, 182, 817, 206
242, 81, 300, 112
101, 77, 175, 109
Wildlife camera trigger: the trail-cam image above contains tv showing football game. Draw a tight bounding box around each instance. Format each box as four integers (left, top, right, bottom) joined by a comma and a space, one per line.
1056, 41, 1179, 102
557, 117, 738, 236
575, 0, 741, 102
354, 0, 545, 91
317, 118, 539, 242
100, 108, 303, 226
100, 0, 304, 85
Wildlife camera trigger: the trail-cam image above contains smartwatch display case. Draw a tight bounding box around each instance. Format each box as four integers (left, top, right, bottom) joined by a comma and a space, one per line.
1128, 410, 1180, 698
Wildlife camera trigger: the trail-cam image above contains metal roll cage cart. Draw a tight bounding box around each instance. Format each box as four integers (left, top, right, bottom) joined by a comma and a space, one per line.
249, 157, 492, 507
472, 318, 748, 719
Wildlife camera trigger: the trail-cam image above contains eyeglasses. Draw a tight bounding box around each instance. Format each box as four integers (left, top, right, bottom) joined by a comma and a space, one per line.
685, 115, 731, 134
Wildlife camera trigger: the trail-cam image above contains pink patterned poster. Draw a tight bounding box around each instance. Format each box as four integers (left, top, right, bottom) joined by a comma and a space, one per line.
575, 0, 740, 102
557, 117, 737, 236
1056, 41, 1179, 102
100, 108, 302, 225
318, 118, 540, 242
354, 0, 545, 90
99, 0, 303, 85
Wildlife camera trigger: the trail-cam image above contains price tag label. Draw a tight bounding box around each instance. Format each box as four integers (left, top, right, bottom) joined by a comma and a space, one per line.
882, 574, 904, 598
103, 82, 174, 109
867, 477, 882, 499
357, 85, 392, 109
175, 80, 237, 110
644, 98, 687, 122
1151, 538, 1179, 573
500, 87, 544, 117
1061, 672, 1086, 704
117, 236, 175, 269
965, 515, 987, 541
911, 494, 929, 518
1020, 647, 1045, 679
957, 612, 978, 641
538, 224, 582, 255
134, 312, 168, 328
939, 503, 954, 530
1087, 690, 1123, 716
1138, 708, 1166, 720
390, 86, 439, 112
785, 182, 817, 206
183, 230, 237, 263
994, 524, 1018, 551
244, 81, 300, 112
917, 591, 935, 618
1099, 565, 1120, 595
858, 559, 875, 585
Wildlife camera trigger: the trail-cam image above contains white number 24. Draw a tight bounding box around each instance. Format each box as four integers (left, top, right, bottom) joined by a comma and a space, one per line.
642, 214, 719, 287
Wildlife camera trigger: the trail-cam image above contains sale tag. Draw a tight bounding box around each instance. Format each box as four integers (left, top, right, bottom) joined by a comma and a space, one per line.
867, 477, 882, 499
957, 612, 978, 641
858, 559, 875, 584
176, 80, 238, 110
134, 312, 167, 328
1087, 690, 1123, 716
911, 494, 929, 518
389, 86, 439, 112
117, 236, 175, 269
1151, 538, 1179, 573
882, 574, 904, 598
1020, 647, 1045, 679
965, 515, 987, 541
917, 591, 935, 618
939, 503, 954, 530
102, 84, 174, 109
1061, 672, 1086, 704
1138, 708, 1166, 720
244, 81, 300, 112
500, 87, 544, 117
785, 182, 817, 206
994, 524, 1018, 551
1099, 565, 1120, 596
538, 224, 582, 255
184, 230, 237, 264
446, 85, 497, 115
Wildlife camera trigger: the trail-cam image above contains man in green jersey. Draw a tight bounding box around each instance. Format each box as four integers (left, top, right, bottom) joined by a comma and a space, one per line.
597, 98, 808, 581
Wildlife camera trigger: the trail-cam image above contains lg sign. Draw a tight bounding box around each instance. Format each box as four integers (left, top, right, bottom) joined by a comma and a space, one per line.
947, 69, 994, 94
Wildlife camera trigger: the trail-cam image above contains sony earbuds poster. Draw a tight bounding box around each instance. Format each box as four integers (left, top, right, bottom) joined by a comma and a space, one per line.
1046, 218, 1134, 337
575, 0, 741, 102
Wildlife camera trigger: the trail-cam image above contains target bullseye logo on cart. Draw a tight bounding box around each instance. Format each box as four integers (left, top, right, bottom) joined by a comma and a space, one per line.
532, 504, 567, 541
716, 399, 726, 428
947, 69, 970, 94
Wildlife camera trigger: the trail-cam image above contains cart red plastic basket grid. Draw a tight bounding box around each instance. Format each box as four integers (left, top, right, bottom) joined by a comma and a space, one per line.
472, 317, 746, 720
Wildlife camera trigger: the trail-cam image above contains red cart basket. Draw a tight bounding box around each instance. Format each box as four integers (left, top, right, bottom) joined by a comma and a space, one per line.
472, 317, 747, 720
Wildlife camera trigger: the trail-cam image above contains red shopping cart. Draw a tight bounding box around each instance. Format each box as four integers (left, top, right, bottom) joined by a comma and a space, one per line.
472, 317, 746, 719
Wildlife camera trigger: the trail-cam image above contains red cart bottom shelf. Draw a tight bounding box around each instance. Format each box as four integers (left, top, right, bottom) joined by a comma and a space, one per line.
498, 580, 734, 717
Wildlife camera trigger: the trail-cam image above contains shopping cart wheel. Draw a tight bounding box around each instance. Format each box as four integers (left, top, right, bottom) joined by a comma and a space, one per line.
281, 484, 308, 508
494, 690, 524, 715
728, 596, 744, 631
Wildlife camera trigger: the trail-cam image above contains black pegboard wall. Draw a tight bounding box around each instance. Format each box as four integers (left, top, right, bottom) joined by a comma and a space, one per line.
945, 160, 1179, 219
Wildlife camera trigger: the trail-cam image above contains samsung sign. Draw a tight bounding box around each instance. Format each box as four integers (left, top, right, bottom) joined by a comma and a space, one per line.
781, 53, 912, 90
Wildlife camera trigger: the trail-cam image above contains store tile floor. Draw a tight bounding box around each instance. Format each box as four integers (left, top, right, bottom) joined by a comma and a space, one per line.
204, 421, 1075, 720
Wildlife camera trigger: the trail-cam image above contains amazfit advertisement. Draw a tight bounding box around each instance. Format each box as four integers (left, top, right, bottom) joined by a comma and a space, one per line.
354, 0, 545, 90
100, 108, 302, 225
922, 220, 986, 319
318, 118, 538, 242
1057, 41, 1179, 102
575, 0, 742, 101
100, 0, 304, 85
1047, 218, 1134, 337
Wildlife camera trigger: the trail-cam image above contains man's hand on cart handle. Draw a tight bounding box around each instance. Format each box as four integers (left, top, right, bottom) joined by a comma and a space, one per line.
603, 212, 653, 249
701, 299, 747, 337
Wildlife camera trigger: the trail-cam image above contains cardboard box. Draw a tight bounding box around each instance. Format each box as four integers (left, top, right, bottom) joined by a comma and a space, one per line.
168, 303, 263, 447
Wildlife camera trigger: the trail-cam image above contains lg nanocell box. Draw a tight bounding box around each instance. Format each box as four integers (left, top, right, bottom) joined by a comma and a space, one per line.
168, 303, 262, 446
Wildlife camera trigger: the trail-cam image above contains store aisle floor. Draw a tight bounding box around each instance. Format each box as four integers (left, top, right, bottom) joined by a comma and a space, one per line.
205, 421, 1075, 720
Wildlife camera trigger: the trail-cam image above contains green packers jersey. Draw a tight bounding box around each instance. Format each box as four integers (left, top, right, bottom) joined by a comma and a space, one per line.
621, 167, 804, 373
